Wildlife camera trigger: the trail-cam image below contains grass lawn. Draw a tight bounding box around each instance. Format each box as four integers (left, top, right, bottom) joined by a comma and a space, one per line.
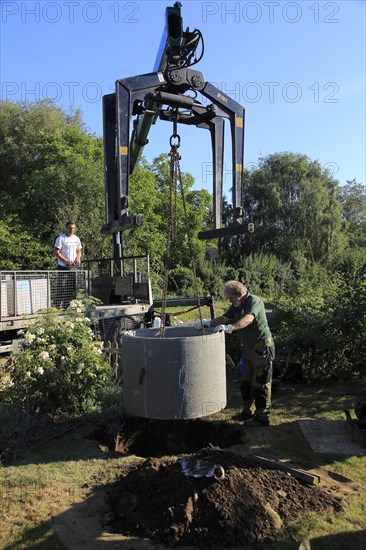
1, 304, 365, 549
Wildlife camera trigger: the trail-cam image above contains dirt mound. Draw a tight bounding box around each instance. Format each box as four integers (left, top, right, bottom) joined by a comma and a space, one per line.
106, 447, 341, 548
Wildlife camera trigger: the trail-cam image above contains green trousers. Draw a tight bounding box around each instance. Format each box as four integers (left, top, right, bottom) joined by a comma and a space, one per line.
240, 338, 274, 422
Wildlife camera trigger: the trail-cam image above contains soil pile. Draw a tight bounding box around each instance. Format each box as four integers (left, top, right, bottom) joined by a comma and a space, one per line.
106, 447, 341, 548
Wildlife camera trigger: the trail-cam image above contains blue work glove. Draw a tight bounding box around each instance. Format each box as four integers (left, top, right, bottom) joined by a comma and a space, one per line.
214, 324, 233, 334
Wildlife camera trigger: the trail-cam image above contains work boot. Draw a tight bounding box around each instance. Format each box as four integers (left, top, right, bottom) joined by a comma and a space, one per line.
232, 410, 253, 421
244, 416, 270, 427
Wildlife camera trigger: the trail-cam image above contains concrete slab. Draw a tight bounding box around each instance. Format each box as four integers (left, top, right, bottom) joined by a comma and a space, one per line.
298, 418, 366, 455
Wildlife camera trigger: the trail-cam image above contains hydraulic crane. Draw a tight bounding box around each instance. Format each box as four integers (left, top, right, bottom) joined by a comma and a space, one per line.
101, 2, 253, 260
87, 2, 254, 337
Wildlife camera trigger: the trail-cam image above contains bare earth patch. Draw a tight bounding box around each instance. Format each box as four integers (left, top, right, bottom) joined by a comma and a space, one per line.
104, 447, 341, 548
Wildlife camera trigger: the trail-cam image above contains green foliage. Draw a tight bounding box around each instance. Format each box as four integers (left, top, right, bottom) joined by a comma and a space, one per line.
1, 300, 112, 416
127, 155, 212, 289
235, 152, 347, 265
237, 252, 292, 300
127, 161, 166, 262
341, 179, 366, 248
0, 99, 108, 264
274, 265, 366, 381
284, 253, 341, 300
330, 247, 365, 281
0, 100, 82, 205
0, 220, 54, 270
196, 259, 229, 297
20, 125, 106, 253
168, 266, 203, 296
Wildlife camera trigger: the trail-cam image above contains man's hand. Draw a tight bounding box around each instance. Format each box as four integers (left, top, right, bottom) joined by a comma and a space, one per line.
194, 320, 211, 330
214, 324, 233, 334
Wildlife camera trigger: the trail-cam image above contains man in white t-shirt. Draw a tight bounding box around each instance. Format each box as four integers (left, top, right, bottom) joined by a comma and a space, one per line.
53, 221, 82, 308
54, 220, 82, 270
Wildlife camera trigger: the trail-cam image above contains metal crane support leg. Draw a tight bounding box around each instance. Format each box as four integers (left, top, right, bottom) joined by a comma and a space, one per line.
102, 71, 246, 240
102, 73, 169, 237
208, 117, 224, 230
201, 82, 245, 222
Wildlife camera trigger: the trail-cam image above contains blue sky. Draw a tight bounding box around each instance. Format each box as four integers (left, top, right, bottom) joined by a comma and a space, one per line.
1, 0, 365, 198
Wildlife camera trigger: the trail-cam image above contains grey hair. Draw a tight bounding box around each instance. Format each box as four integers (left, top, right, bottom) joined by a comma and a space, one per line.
224, 280, 248, 297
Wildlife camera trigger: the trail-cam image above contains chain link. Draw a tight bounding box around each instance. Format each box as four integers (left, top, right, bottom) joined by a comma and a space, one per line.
159, 118, 204, 337
176, 154, 204, 328
159, 146, 177, 338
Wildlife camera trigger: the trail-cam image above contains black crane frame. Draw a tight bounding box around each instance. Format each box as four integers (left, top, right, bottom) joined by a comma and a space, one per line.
101, 3, 253, 263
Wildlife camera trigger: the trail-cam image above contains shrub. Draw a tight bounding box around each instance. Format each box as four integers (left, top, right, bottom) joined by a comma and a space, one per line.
273, 265, 366, 381
273, 294, 329, 380
1, 299, 112, 416
285, 254, 340, 300
168, 266, 204, 297
237, 252, 292, 301
196, 259, 229, 298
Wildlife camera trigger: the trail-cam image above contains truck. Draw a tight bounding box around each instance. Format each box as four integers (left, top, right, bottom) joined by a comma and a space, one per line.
0, 2, 251, 354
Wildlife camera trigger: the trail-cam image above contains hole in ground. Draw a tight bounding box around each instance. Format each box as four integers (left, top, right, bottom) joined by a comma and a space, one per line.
97, 417, 244, 457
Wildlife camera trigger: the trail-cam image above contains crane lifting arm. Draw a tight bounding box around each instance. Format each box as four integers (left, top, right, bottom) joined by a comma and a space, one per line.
101, 2, 253, 255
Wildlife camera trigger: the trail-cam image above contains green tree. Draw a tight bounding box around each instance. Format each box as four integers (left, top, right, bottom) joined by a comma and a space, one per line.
126, 159, 166, 264
341, 179, 366, 248
0, 100, 108, 265
125, 155, 213, 296
0, 99, 82, 201
149, 154, 211, 266
274, 263, 366, 381
237, 252, 292, 300
0, 220, 54, 270
22, 125, 107, 259
238, 152, 347, 265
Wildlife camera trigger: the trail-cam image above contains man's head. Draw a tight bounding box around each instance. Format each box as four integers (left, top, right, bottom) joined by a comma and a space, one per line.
224, 280, 248, 306
65, 220, 76, 236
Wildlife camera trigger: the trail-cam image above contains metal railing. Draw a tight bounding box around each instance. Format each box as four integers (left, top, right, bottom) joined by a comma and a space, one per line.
82, 254, 150, 281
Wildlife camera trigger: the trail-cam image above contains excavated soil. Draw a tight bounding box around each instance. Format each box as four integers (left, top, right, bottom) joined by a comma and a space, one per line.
102, 417, 245, 456
105, 447, 342, 548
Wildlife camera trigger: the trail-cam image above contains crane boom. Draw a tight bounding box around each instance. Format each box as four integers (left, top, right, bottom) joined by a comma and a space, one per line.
101, 1, 253, 256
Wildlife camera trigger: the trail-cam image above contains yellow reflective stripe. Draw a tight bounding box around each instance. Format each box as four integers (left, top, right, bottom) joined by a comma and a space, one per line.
236, 117, 243, 128
120, 146, 128, 155
236, 163, 242, 172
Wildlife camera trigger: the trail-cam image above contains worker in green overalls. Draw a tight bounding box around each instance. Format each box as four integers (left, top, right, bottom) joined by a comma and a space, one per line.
199, 280, 274, 427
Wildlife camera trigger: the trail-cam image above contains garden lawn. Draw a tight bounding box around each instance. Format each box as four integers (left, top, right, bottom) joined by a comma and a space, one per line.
1, 374, 366, 550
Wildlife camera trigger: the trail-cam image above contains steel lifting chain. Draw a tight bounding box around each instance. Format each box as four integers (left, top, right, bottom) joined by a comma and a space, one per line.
159, 111, 204, 337
175, 147, 205, 329
159, 143, 177, 337
159, 114, 179, 338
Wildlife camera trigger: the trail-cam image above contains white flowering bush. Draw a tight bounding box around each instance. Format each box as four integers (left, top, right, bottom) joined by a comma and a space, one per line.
1, 299, 112, 416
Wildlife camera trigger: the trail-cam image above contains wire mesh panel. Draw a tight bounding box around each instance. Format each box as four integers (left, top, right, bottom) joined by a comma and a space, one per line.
52, 270, 85, 309
0, 280, 8, 318
0, 271, 90, 320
